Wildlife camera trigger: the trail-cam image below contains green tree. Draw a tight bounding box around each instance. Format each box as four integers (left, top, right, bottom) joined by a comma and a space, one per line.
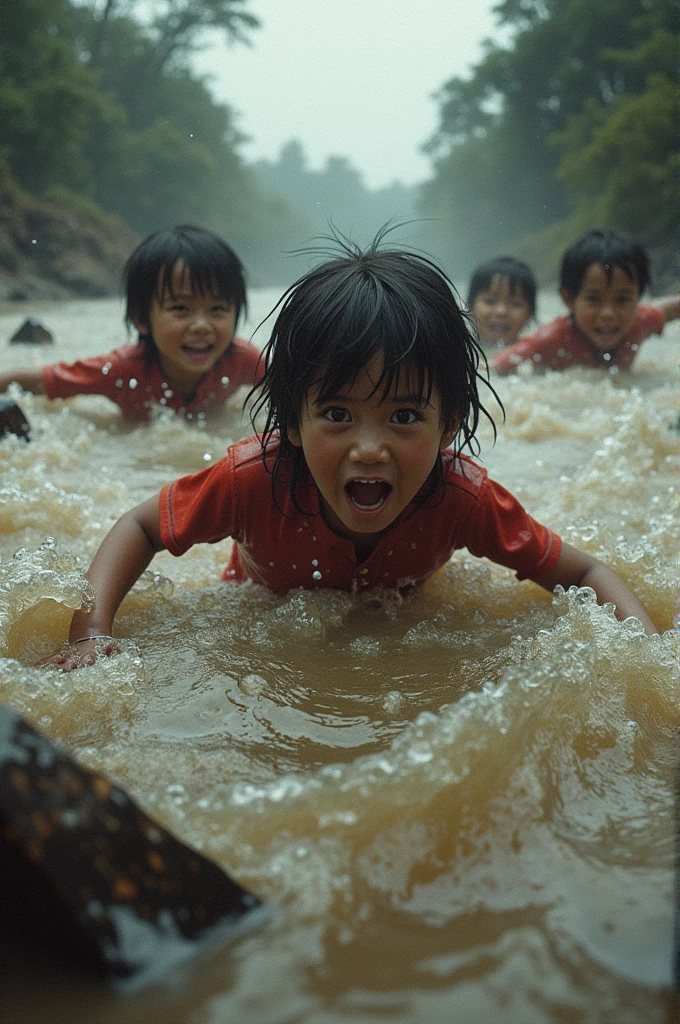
553, 73, 679, 242
421, 0, 676, 277
0, 0, 127, 196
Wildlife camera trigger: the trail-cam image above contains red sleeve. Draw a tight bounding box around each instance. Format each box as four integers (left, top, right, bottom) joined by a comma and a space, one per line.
490, 317, 571, 376
159, 451, 238, 556
461, 476, 562, 580
490, 334, 544, 376
42, 352, 121, 400
229, 338, 264, 386
633, 305, 665, 340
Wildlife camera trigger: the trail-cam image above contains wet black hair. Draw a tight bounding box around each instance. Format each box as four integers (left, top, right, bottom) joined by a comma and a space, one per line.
560, 229, 650, 299
249, 229, 502, 511
123, 225, 247, 355
467, 256, 537, 318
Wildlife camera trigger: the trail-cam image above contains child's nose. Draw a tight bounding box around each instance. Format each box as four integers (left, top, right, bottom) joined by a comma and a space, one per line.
349, 427, 389, 463
190, 309, 211, 330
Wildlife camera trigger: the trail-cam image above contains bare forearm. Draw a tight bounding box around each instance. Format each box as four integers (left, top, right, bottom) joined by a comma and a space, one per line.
534, 542, 658, 635
576, 562, 657, 633
69, 501, 163, 640
653, 294, 680, 324
0, 368, 46, 394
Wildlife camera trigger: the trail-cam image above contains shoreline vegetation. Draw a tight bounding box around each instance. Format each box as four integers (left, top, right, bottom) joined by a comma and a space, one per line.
2, 0, 676, 301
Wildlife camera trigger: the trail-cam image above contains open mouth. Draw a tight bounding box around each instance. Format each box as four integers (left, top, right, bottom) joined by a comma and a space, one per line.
593, 328, 620, 349
182, 343, 214, 359
345, 479, 392, 511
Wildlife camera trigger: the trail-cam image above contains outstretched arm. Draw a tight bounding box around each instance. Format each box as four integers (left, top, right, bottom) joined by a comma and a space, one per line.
39, 495, 165, 670
651, 294, 680, 324
531, 541, 657, 634
0, 368, 46, 394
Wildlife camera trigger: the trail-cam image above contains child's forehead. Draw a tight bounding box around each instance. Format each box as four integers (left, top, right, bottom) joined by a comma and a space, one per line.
580, 262, 639, 291
156, 260, 222, 297
308, 356, 432, 403
484, 273, 525, 297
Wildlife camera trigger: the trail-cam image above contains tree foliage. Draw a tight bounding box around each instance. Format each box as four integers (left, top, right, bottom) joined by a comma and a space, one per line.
421, 0, 678, 280
0, 0, 309, 283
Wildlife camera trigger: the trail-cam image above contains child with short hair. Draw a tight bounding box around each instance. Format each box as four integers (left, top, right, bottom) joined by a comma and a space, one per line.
0, 225, 263, 421
467, 256, 536, 349
491, 229, 680, 375
40, 234, 658, 671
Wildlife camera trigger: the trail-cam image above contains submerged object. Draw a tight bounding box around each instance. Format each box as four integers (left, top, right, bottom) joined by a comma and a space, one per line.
0, 398, 30, 441
0, 704, 264, 990
9, 318, 54, 344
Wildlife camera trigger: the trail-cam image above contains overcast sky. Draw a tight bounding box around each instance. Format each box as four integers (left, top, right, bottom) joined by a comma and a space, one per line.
193, 0, 499, 190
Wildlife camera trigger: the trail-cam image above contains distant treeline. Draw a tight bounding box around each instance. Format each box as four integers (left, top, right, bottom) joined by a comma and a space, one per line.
1, 0, 676, 287
421, 0, 678, 283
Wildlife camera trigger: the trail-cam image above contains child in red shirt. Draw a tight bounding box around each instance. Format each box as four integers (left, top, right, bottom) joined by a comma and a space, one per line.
491, 229, 679, 375
40, 233, 658, 671
467, 256, 536, 350
0, 225, 263, 421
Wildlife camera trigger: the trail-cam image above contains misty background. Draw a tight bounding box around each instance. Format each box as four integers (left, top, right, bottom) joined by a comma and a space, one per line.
1, 0, 676, 292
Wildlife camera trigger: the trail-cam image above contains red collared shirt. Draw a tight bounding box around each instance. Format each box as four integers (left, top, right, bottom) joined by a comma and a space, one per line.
42, 338, 263, 421
159, 435, 561, 591
491, 305, 665, 376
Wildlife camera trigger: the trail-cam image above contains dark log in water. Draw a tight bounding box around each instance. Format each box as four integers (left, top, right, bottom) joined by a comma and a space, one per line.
0, 704, 264, 990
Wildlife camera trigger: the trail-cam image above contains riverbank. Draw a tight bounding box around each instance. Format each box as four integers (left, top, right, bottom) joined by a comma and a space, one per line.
0, 182, 138, 302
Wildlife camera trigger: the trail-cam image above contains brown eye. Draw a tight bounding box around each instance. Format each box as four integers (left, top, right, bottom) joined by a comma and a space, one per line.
392, 409, 418, 425
324, 407, 350, 423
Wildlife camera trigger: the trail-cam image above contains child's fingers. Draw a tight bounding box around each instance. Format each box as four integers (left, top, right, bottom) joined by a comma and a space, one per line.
35, 638, 121, 673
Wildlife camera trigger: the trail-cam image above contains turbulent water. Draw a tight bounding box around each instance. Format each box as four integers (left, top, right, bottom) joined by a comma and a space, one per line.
0, 289, 677, 1023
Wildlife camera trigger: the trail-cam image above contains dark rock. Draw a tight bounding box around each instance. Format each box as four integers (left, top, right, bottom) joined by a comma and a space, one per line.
0, 398, 31, 441
9, 317, 54, 344
0, 704, 264, 990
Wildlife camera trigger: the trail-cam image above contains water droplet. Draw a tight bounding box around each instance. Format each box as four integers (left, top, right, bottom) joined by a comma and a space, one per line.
31, 238, 37, 244
221, 376, 230, 386
203, 453, 212, 461
312, 559, 318, 566
312, 570, 322, 580
128, 378, 138, 389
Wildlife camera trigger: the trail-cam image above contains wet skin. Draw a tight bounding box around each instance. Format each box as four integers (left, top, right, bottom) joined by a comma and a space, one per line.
135, 262, 237, 398
560, 264, 640, 353
472, 274, 531, 347
287, 356, 455, 562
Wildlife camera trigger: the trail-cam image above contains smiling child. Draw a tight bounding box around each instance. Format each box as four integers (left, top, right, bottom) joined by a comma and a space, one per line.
467, 256, 536, 349
38, 233, 659, 671
0, 226, 263, 421
491, 229, 680, 375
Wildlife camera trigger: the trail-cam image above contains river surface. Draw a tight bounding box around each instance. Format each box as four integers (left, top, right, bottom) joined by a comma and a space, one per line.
0, 288, 677, 1023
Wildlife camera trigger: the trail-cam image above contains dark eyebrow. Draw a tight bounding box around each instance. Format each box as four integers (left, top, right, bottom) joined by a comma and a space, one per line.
391, 392, 432, 407
313, 390, 431, 408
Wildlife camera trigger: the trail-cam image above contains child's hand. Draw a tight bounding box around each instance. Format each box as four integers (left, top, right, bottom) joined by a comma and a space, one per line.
36, 636, 121, 673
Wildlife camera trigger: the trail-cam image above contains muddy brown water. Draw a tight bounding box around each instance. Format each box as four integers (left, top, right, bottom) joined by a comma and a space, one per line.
0, 290, 677, 1023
